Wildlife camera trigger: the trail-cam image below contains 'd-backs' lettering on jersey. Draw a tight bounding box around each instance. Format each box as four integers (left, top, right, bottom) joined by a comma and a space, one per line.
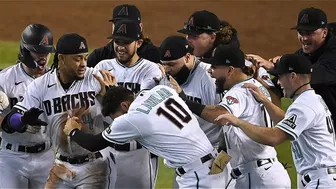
102, 85, 213, 168
0, 63, 48, 146
276, 89, 336, 175
95, 58, 162, 93
219, 78, 276, 167
14, 67, 106, 156
159, 61, 222, 147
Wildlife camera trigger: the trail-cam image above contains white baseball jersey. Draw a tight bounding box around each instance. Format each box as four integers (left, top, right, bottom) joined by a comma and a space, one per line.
0, 63, 50, 145
14, 67, 105, 156
95, 58, 162, 94
276, 89, 336, 175
160, 61, 222, 147
219, 78, 277, 167
102, 85, 214, 168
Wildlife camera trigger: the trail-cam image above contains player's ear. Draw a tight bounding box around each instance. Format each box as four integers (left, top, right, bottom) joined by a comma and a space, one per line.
58, 54, 65, 64
136, 39, 143, 49
120, 101, 130, 113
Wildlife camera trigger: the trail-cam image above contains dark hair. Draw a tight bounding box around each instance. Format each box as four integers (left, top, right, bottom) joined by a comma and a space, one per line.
214, 20, 240, 48
241, 66, 255, 76
101, 86, 134, 116
50, 52, 59, 73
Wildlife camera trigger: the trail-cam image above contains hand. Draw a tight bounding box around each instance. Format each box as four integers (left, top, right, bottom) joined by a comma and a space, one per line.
248, 57, 260, 79
63, 116, 82, 136
242, 83, 268, 102
268, 55, 281, 64
168, 75, 182, 93
67, 106, 90, 119
246, 54, 274, 71
21, 107, 47, 126
94, 70, 117, 96
0, 91, 9, 111
214, 114, 241, 127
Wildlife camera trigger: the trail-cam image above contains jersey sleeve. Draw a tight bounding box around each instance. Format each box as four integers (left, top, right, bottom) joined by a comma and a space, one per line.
218, 90, 247, 117
141, 64, 163, 90
14, 80, 42, 111
276, 105, 315, 140
102, 114, 141, 144
89, 68, 103, 96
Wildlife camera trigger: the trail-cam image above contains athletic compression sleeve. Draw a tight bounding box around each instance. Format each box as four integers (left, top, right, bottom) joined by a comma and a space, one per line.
70, 129, 112, 152
179, 90, 205, 117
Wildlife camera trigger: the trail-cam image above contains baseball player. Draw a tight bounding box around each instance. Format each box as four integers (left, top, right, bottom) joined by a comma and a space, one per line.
216, 54, 336, 188
158, 36, 235, 188
0, 24, 55, 189
175, 45, 291, 188
62, 85, 220, 188
1, 33, 116, 188
94, 19, 162, 188
87, 4, 160, 67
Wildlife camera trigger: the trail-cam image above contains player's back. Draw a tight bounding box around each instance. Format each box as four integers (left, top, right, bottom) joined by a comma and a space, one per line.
0, 63, 49, 145
285, 89, 336, 175
221, 78, 277, 167
128, 85, 214, 168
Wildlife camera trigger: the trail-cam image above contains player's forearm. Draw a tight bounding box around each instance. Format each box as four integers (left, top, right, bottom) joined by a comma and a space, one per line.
235, 120, 281, 147
261, 97, 285, 124
70, 129, 110, 152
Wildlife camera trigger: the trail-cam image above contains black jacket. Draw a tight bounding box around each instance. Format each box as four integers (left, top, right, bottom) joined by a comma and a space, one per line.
297, 35, 336, 121
87, 40, 160, 68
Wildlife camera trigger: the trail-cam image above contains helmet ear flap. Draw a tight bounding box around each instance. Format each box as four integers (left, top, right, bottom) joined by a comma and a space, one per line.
18, 45, 37, 69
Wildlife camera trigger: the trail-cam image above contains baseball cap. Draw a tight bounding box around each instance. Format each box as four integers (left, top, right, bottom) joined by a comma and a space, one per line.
291, 7, 327, 31
109, 4, 141, 23
201, 45, 245, 68
177, 10, 220, 35
56, 33, 88, 54
107, 20, 141, 43
159, 36, 192, 62
269, 54, 312, 75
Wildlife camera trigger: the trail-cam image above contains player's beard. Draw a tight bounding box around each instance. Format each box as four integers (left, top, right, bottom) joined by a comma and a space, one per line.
116, 47, 136, 65
172, 65, 191, 85
215, 77, 226, 94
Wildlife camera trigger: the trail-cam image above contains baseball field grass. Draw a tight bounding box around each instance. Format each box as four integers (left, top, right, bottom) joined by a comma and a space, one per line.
0, 41, 297, 188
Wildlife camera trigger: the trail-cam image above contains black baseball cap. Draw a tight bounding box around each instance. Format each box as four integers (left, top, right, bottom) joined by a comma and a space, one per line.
177, 10, 220, 35
201, 45, 245, 68
269, 54, 312, 75
56, 33, 88, 54
109, 4, 141, 23
159, 36, 192, 62
291, 7, 327, 31
107, 20, 141, 43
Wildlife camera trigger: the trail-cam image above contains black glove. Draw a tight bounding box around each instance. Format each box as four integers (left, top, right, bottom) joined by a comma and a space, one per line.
21, 107, 48, 126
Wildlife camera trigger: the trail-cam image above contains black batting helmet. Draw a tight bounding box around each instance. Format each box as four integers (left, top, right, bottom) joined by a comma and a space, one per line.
18, 24, 55, 69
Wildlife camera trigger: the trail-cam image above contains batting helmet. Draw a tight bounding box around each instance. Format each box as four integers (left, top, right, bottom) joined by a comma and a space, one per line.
18, 24, 55, 69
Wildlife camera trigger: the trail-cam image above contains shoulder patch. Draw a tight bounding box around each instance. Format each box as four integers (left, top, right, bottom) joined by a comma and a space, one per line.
282, 114, 297, 129
226, 96, 238, 105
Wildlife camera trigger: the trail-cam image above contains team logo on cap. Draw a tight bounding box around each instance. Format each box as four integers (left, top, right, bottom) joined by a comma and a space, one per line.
79, 41, 86, 49
300, 14, 309, 24
118, 6, 129, 16
164, 50, 171, 58
116, 24, 127, 34
39, 35, 49, 45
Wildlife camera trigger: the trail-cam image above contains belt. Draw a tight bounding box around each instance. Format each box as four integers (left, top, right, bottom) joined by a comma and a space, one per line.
5, 142, 51, 153
112, 141, 142, 152
231, 158, 276, 179
56, 152, 103, 164
302, 167, 336, 187
176, 153, 214, 176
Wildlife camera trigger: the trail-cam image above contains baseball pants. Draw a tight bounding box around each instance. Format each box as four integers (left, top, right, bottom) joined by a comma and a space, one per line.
301, 168, 336, 188
112, 147, 157, 188
0, 147, 54, 189
232, 159, 291, 189
44, 152, 116, 189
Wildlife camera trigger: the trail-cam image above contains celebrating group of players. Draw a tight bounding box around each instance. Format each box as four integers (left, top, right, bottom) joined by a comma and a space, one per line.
0, 3, 336, 189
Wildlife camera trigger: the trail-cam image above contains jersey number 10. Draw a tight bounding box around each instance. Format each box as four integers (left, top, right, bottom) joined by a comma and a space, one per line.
157, 98, 192, 129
